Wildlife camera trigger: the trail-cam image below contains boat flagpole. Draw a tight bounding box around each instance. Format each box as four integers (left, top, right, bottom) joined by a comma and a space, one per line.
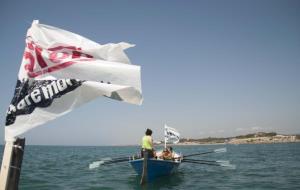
164, 124, 180, 149
164, 124, 167, 149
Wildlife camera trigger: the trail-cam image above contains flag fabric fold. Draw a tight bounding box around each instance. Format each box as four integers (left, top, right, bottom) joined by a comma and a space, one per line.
5, 20, 142, 141
164, 124, 180, 144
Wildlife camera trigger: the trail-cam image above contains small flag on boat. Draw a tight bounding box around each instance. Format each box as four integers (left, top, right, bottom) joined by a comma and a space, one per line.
4, 20, 142, 141
164, 124, 180, 144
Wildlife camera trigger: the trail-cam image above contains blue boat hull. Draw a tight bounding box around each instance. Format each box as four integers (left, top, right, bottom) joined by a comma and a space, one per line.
129, 158, 180, 181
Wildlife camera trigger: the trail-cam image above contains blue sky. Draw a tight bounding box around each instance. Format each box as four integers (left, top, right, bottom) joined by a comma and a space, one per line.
0, 0, 299, 145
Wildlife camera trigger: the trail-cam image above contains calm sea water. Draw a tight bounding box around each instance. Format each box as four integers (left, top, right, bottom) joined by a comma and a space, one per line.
1, 143, 300, 189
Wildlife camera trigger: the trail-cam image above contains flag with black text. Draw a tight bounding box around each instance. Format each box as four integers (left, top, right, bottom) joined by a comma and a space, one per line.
5, 20, 142, 141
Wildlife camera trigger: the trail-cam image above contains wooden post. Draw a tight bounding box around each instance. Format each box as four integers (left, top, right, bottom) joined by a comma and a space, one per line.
140, 150, 148, 185
8, 138, 25, 190
0, 138, 25, 190
0, 141, 14, 190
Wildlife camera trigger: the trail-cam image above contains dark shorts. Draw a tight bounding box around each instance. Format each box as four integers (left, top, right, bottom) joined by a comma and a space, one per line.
141, 149, 154, 158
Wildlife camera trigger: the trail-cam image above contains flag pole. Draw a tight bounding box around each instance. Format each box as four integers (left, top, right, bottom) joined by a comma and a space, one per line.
0, 141, 14, 190
164, 125, 167, 150
0, 138, 25, 190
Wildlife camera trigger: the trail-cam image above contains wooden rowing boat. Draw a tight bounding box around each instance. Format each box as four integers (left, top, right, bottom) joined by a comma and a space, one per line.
129, 150, 182, 181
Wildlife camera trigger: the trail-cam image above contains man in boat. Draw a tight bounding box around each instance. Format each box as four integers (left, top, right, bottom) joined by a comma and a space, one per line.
161, 147, 174, 160
141, 128, 155, 158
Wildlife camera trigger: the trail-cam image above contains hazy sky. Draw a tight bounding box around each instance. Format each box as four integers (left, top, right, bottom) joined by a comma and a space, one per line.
0, 0, 299, 145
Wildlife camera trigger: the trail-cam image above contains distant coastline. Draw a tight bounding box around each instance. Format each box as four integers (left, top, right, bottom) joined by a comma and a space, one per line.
156, 132, 300, 145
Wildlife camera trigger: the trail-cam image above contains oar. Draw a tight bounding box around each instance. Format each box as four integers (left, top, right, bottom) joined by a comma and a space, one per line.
183, 158, 230, 164
140, 151, 148, 185
182, 160, 220, 166
183, 148, 227, 158
89, 158, 129, 169
102, 156, 130, 161
183, 159, 236, 169
101, 158, 129, 165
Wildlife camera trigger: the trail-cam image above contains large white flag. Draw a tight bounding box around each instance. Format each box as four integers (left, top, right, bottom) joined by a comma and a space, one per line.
5, 20, 142, 141
164, 124, 180, 144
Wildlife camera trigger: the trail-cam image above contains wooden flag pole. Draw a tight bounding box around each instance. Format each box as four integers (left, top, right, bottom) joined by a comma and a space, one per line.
0, 138, 25, 190
0, 141, 14, 190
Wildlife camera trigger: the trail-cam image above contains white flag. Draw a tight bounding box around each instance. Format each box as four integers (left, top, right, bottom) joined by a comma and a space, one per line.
164, 124, 180, 144
5, 20, 142, 141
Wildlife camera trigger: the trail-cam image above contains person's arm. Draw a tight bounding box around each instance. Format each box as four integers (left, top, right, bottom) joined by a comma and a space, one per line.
150, 136, 154, 149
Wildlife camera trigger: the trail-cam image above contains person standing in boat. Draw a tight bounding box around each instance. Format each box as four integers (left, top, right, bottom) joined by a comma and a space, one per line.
141, 128, 155, 158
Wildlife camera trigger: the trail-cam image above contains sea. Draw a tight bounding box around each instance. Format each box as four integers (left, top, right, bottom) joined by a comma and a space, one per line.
1, 143, 300, 190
